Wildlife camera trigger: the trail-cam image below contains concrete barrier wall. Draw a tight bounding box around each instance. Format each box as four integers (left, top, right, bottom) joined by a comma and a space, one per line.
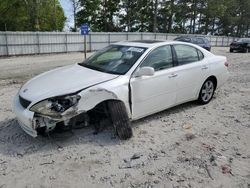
0, 31, 239, 56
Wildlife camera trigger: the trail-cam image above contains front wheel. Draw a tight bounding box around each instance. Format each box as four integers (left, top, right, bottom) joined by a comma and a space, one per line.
108, 101, 133, 140
198, 79, 215, 105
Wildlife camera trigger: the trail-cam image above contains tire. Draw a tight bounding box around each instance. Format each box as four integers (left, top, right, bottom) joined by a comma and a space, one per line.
198, 79, 215, 105
107, 101, 133, 140
229, 49, 233, 53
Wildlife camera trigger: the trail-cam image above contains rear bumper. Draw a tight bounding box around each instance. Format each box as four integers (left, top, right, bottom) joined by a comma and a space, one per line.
13, 94, 37, 137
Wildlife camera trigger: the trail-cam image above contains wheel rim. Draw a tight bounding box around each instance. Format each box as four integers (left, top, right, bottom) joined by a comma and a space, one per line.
201, 80, 214, 102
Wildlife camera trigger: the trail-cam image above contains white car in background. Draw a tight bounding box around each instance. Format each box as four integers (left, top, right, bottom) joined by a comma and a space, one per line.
13, 40, 229, 139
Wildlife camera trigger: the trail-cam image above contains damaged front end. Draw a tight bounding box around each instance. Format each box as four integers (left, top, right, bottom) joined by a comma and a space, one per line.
30, 94, 85, 135
14, 84, 126, 137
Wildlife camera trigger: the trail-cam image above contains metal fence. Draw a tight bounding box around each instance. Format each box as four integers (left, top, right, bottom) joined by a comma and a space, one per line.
0, 31, 239, 56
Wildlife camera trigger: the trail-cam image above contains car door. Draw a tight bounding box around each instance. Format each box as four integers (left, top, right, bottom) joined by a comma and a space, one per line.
130, 45, 177, 120
172, 44, 210, 104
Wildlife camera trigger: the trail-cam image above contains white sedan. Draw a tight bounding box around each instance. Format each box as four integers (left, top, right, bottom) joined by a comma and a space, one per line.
13, 40, 229, 139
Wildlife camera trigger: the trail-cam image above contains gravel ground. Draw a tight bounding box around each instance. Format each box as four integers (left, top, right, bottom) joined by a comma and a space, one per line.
0, 48, 249, 188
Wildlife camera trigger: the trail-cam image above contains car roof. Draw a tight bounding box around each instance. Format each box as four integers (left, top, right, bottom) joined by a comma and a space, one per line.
114, 40, 214, 57
129, 40, 165, 44
176, 35, 207, 38
114, 40, 176, 48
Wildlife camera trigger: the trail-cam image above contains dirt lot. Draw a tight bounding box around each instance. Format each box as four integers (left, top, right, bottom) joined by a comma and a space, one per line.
0, 48, 249, 188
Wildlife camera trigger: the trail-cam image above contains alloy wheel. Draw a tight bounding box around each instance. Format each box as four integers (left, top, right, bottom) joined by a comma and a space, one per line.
201, 80, 214, 102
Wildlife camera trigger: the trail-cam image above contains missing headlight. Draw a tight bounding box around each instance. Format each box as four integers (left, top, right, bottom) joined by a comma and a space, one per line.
30, 94, 81, 118
50, 95, 81, 113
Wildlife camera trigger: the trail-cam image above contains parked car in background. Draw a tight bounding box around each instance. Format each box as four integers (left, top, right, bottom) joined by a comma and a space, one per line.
174, 36, 211, 51
13, 40, 228, 140
229, 38, 250, 53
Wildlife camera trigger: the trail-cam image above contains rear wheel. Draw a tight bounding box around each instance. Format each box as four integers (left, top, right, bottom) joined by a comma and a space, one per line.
198, 79, 215, 105
107, 101, 133, 140
229, 49, 233, 53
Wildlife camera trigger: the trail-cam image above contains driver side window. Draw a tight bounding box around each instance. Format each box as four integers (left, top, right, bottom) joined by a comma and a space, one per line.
140, 45, 173, 71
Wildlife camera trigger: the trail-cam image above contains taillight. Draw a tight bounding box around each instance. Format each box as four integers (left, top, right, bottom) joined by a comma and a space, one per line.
224, 61, 229, 67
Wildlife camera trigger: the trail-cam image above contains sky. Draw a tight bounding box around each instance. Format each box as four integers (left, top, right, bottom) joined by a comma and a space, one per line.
59, 0, 74, 30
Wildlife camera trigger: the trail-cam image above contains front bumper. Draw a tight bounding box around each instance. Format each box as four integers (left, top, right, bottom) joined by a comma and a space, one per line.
13, 94, 37, 137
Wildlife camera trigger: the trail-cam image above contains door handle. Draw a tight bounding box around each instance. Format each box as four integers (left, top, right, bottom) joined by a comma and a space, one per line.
201, 66, 208, 70
168, 73, 178, 78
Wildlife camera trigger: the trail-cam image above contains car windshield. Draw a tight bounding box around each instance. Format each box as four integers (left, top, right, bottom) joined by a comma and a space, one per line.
78, 45, 147, 75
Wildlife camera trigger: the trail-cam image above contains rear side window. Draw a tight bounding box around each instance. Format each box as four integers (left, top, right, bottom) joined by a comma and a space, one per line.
174, 44, 200, 65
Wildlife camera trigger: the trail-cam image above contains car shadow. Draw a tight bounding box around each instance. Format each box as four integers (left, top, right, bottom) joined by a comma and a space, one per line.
0, 118, 118, 157
226, 51, 249, 53
132, 101, 198, 127
0, 101, 198, 157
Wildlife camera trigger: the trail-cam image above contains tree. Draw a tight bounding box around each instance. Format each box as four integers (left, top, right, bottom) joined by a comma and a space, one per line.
76, 0, 120, 32
158, 0, 176, 33
0, 0, 29, 31
0, 0, 66, 31
96, 0, 120, 31
118, 0, 139, 32
76, 0, 101, 31
152, 0, 158, 32
69, 0, 81, 31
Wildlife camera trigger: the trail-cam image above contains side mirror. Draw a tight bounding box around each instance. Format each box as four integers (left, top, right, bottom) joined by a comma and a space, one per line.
134, 67, 155, 77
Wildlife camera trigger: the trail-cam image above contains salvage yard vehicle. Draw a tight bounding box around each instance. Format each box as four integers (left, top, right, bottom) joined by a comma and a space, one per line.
174, 36, 211, 51
229, 38, 250, 53
13, 40, 229, 140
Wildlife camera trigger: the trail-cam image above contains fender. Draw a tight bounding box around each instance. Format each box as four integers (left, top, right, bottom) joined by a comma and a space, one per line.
77, 88, 118, 112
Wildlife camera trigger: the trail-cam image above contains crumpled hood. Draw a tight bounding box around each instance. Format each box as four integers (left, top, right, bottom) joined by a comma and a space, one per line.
19, 64, 118, 102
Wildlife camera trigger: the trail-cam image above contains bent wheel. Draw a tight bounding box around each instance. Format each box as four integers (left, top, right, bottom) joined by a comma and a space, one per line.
108, 101, 133, 140
198, 79, 215, 105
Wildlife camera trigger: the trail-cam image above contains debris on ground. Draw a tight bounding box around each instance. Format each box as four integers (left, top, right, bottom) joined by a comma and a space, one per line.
131, 153, 143, 160
40, 160, 55, 166
221, 164, 232, 174
204, 164, 213, 180
185, 133, 196, 141
182, 124, 192, 129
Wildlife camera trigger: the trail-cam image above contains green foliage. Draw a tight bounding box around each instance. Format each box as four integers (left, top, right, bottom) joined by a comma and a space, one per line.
76, 0, 120, 31
76, 0, 101, 31
75, 0, 250, 37
96, 0, 120, 31
118, 0, 150, 32
1, 0, 249, 37
0, 0, 66, 31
